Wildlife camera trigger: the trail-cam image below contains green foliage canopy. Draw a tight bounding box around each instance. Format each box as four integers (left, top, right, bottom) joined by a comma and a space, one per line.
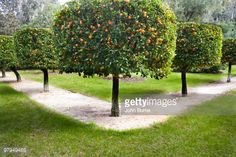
222, 39, 236, 63
0, 35, 18, 70
174, 23, 223, 72
53, 0, 176, 79
14, 28, 58, 70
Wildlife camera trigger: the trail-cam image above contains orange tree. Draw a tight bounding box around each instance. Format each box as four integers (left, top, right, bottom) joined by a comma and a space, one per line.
0, 35, 21, 81
174, 23, 223, 96
222, 39, 236, 82
53, 0, 176, 116
14, 28, 58, 92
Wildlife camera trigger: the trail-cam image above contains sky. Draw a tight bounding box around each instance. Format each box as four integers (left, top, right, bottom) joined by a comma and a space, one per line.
58, 0, 69, 4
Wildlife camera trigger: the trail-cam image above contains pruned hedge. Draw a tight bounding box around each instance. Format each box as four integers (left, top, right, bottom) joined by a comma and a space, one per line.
53, 0, 176, 78
0, 35, 18, 70
174, 23, 223, 71
53, 0, 177, 116
222, 39, 236, 64
0, 35, 21, 81
14, 28, 58, 70
174, 23, 223, 96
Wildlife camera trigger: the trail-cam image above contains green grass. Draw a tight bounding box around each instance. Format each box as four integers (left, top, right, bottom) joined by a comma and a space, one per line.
0, 83, 236, 156
20, 70, 227, 101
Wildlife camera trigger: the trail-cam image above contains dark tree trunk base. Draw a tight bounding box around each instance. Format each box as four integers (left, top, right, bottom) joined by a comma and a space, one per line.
227, 62, 232, 83
42, 69, 49, 92
181, 71, 188, 97
111, 75, 119, 117
1, 70, 6, 78
11, 68, 21, 82
182, 93, 188, 97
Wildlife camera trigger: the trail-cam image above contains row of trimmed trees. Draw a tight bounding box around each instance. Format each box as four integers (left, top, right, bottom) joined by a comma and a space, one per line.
0, 28, 57, 92
1, 0, 236, 117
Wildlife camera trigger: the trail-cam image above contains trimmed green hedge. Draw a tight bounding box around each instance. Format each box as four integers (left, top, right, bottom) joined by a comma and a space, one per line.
53, 0, 176, 78
174, 23, 223, 96
53, 0, 176, 116
0, 35, 18, 70
174, 23, 223, 72
222, 39, 236, 64
14, 27, 58, 70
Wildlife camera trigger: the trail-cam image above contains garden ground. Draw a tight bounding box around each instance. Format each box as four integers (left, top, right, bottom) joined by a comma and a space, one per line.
1, 71, 236, 130
0, 82, 235, 156
20, 70, 229, 101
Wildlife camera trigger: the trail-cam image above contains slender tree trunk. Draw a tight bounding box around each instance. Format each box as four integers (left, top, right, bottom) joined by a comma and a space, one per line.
111, 75, 119, 117
1, 69, 6, 78
41, 69, 49, 92
181, 71, 188, 97
11, 68, 21, 82
227, 62, 232, 83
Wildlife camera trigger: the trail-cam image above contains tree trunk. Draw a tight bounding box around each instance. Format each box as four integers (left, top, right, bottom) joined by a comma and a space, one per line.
41, 69, 49, 92
111, 75, 119, 117
227, 62, 232, 83
181, 71, 188, 97
11, 68, 21, 82
1, 69, 6, 78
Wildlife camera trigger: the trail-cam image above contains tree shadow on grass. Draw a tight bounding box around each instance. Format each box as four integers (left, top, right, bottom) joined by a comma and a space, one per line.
0, 84, 19, 95
0, 80, 17, 84
1, 83, 236, 157
0, 81, 47, 96
0, 84, 108, 135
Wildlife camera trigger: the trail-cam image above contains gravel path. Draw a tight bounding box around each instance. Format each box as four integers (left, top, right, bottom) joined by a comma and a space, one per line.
1, 72, 236, 131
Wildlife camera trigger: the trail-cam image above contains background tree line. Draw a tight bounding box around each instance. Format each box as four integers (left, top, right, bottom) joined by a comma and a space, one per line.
1, 0, 235, 38
0, 0, 59, 35
164, 0, 236, 38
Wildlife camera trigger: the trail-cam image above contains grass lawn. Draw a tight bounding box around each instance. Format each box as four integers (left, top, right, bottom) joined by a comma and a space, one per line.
0, 83, 236, 156
19, 70, 227, 101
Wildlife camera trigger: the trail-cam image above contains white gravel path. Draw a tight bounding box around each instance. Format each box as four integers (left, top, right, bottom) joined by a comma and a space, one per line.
1, 72, 236, 131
